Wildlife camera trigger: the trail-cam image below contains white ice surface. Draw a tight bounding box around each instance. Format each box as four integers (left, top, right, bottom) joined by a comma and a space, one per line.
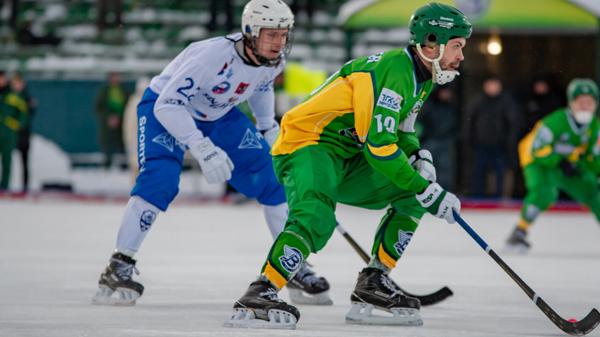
1, 200, 599, 337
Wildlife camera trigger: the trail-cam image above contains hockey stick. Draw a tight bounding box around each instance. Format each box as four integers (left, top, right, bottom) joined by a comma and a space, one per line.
335, 222, 453, 306
452, 210, 600, 336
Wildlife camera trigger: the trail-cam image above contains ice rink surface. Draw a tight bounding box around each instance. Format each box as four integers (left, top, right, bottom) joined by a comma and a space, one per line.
1, 198, 599, 337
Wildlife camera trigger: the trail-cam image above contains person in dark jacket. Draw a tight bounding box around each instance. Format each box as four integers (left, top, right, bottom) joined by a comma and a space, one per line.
466, 75, 520, 198
419, 86, 458, 190
96, 72, 129, 169
11, 73, 36, 192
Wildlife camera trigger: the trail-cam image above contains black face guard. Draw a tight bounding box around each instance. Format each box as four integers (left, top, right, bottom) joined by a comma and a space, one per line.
243, 30, 294, 67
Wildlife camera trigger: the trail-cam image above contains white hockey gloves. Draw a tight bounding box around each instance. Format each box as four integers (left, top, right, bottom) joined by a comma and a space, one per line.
260, 123, 280, 147
189, 137, 234, 184
408, 149, 436, 182
416, 182, 461, 224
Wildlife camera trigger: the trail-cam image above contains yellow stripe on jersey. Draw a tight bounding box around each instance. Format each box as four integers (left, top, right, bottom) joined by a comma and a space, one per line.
351, 72, 375, 143
367, 143, 399, 158
4, 116, 21, 131
377, 244, 397, 269
518, 122, 542, 167
262, 261, 288, 290
271, 72, 375, 155
533, 145, 552, 158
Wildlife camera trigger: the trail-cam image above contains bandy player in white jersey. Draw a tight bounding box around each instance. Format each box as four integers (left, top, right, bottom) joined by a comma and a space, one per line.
92, 0, 331, 307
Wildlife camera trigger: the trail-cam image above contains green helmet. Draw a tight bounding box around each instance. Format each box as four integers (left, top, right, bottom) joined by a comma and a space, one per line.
567, 78, 599, 103
408, 2, 472, 46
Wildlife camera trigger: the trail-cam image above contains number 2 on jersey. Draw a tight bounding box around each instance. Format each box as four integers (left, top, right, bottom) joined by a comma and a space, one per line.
177, 77, 195, 101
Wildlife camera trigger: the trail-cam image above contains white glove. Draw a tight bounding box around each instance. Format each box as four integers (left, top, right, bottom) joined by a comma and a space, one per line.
189, 137, 234, 184
416, 182, 461, 224
408, 149, 436, 182
259, 123, 280, 147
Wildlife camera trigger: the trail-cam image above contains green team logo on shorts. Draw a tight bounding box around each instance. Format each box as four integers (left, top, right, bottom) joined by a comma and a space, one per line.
279, 245, 303, 273
376, 88, 402, 113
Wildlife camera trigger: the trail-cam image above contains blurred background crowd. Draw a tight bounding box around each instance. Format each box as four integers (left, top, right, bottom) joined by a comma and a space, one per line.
0, 0, 599, 202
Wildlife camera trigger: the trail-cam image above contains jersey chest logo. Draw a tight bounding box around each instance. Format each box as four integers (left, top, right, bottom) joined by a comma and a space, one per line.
212, 81, 231, 94
235, 82, 250, 95
377, 88, 402, 113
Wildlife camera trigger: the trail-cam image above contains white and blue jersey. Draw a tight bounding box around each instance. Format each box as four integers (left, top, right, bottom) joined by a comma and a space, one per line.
149, 33, 283, 146
133, 33, 286, 210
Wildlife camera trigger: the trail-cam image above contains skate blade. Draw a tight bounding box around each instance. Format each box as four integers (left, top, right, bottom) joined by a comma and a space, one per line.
288, 288, 333, 306
109, 287, 141, 306
223, 308, 297, 329
91, 286, 140, 306
345, 302, 423, 326
91, 285, 114, 305
501, 243, 530, 255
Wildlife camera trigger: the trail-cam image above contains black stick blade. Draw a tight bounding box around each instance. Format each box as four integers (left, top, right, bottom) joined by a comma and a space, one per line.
401, 286, 454, 306
564, 309, 600, 336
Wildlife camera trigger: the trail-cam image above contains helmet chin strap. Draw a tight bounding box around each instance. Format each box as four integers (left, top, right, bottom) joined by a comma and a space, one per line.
416, 44, 459, 85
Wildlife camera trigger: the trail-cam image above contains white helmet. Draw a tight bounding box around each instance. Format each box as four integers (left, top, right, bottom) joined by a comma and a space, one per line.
242, 0, 294, 38
241, 0, 294, 65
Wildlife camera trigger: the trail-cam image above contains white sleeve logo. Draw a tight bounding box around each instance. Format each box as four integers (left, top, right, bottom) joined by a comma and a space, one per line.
376, 88, 402, 113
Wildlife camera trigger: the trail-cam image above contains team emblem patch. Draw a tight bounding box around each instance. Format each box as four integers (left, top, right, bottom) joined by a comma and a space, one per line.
393, 230, 413, 255
235, 82, 250, 95
140, 210, 157, 232
238, 129, 263, 149
377, 88, 402, 112
152, 132, 185, 152
212, 81, 230, 94
279, 245, 303, 273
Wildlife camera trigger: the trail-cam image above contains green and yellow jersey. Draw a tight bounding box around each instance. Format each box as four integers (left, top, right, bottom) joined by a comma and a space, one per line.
519, 108, 600, 173
272, 48, 434, 193
0, 91, 28, 132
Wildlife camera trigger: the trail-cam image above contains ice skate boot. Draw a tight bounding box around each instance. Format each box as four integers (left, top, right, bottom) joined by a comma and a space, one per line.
504, 226, 531, 254
224, 280, 300, 329
91, 252, 144, 306
346, 268, 422, 326
287, 263, 333, 305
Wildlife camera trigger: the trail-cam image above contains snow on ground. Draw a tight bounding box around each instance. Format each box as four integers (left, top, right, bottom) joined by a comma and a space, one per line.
1, 199, 599, 337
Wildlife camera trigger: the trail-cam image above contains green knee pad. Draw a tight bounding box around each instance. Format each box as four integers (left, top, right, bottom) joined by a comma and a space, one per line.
261, 229, 311, 289
370, 208, 419, 270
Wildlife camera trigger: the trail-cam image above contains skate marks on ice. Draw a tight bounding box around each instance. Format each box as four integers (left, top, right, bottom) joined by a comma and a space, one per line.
0, 201, 599, 336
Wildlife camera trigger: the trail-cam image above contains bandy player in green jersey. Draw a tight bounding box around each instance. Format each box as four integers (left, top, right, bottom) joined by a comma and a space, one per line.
223, 3, 471, 329
506, 78, 600, 252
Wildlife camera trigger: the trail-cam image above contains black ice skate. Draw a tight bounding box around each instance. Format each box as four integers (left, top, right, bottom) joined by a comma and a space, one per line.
346, 268, 423, 326
91, 252, 144, 306
505, 227, 531, 254
287, 264, 333, 305
224, 280, 300, 329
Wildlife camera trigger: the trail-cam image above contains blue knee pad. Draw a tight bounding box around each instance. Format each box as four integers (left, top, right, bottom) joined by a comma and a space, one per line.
131, 89, 185, 211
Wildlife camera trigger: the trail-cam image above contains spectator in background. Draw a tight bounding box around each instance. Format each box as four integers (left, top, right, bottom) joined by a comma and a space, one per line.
418, 86, 458, 190
290, 0, 315, 22
11, 72, 36, 193
16, 20, 61, 46
8, 0, 19, 31
466, 75, 520, 198
96, 72, 128, 169
208, 0, 234, 33
0, 71, 28, 191
523, 75, 562, 135
97, 0, 123, 35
